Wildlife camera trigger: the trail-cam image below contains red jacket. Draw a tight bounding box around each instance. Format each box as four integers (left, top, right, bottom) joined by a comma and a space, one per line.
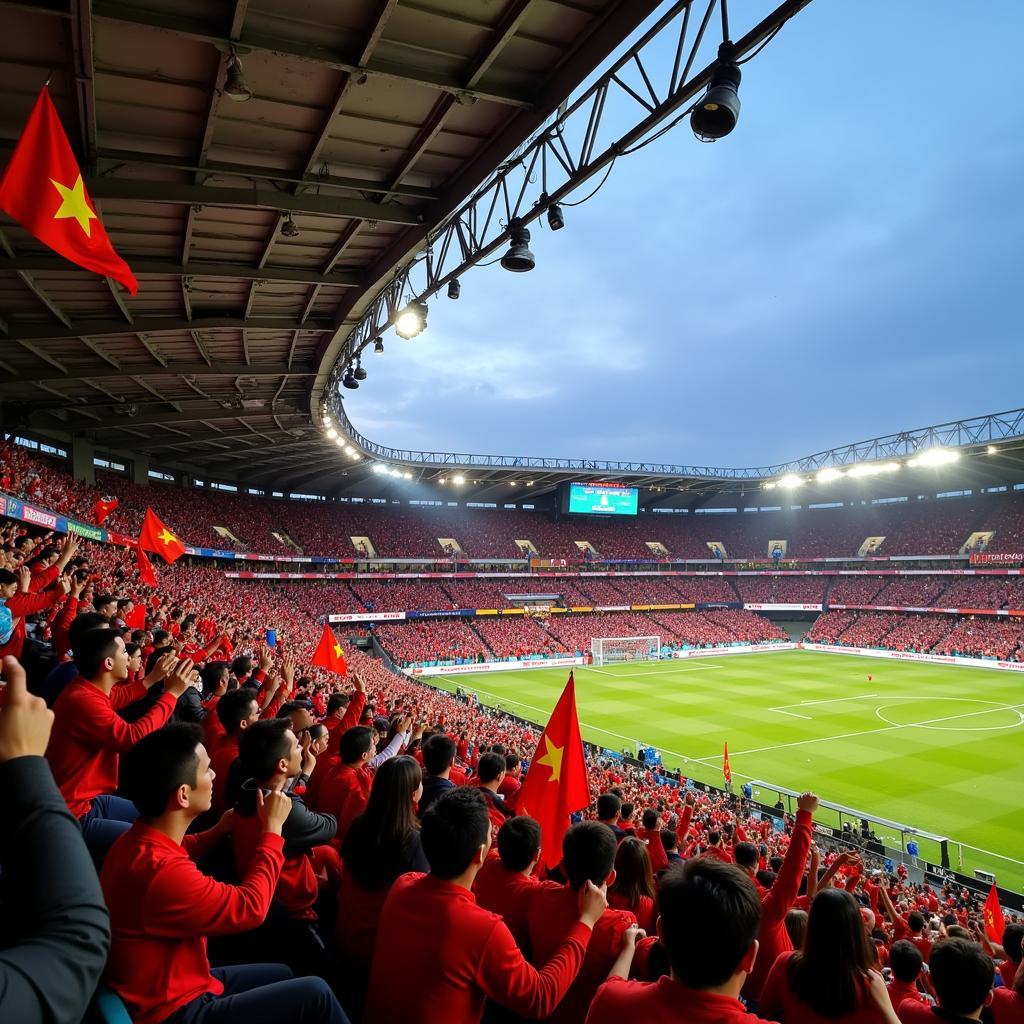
527, 883, 636, 1024
586, 976, 778, 1024
473, 859, 557, 949
743, 808, 813, 1001
100, 822, 284, 1024
0, 587, 62, 659
991, 988, 1024, 1024
635, 827, 669, 874
47, 678, 177, 818
320, 762, 372, 842
886, 979, 926, 1010
209, 735, 239, 815
761, 950, 890, 1024
366, 872, 592, 1024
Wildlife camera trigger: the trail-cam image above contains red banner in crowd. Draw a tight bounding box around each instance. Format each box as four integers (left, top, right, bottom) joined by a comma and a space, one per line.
970, 552, 1024, 564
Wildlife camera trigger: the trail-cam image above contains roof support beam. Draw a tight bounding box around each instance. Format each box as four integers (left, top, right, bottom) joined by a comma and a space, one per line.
140, 429, 304, 453
40, 404, 307, 431
7, 315, 335, 342
0, 361, 320, 385
90, 1, 533, 108
85, 177, 424, 225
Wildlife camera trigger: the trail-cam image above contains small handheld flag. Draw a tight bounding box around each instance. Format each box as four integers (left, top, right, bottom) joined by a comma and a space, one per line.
723, 741, 732, 784
311, 623, 348, 676
136, 545, 157, 587
984, 882, 1005, 942
138, 508, 186, 564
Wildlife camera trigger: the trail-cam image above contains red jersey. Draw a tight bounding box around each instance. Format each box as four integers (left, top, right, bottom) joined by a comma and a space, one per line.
991, 988, 1024, 1024
100, 822, 284, 1024
761, 951, 890, 1024
586, 976, 778, 1024
527, 883, 636, 1024
320, 762, 372, 842
47, 678, 177, 818
209, 735, 239, 815
608, 891, 656, 934
635, 827, 669, 874
366, 872, 591, 1024
473, 859, 556, 949
887, 979, 927, 1009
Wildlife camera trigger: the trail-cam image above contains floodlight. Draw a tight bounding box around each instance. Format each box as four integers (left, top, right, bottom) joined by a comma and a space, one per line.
372, 463, 387, 474
335, 436, 346, 447
281, 214, 300, 238
395, 300, 427, 339
763, 481, 777, 491
987, 444, 998, 454
447, 278, 461, 300
907, 448, 959, 468
452, 473, 465, 485
501, 218, 535, 272
224, 52, 252, 101
342, 370, 359, 389
816, 467, 844, 482
353, 358, 367, 381
326, 427, 338, 439
402, 471, 412, 480
547, 201, 565, 231
373, 337, 384, 355
691, 43, 740, 140
778, 474, 804, 488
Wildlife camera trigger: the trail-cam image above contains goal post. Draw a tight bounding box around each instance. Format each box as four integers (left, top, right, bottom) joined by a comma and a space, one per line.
590, 635, 661, 666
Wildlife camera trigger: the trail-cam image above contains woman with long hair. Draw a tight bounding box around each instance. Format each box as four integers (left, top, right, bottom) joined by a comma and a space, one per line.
608, 836, 656, 933
760, 888, 901, 1023
337, 755, 429, 968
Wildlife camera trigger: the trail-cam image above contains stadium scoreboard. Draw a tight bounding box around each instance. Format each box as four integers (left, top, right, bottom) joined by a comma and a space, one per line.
563, 481, 639, 516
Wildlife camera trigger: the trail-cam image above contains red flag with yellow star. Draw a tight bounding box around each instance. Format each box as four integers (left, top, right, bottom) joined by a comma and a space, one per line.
138, 507, 186, 564
311, 623, 348, 676
984, 883, 1005, 942
0, 87, 137, 294
515, 671, 591, 871
136, 544, 158, 587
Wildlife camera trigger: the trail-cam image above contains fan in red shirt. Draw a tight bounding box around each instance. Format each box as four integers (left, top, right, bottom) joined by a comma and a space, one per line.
887, 940, 929, 1012
208, 689, 259, 814
365, 787, 608, 1024
760, 888, 901, 1024
474, 816, 559, 948
999, 925, 1024, 989
46, 629, 190, 859
635, 808, 669, 874
587, 858, 776, 1024
608, 836, 657, 933
99, 723, 349, 1024
895, 938, 994, 1024
527, 820, 640, 1024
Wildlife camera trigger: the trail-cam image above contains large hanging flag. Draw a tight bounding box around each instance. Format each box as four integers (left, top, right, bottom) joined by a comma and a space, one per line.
94, 496, 119, 525
723, 742, 732, 785
311, 623, 348, 676
515, 671, 591, 871
0, 87, 138, 294
984, 883, 1005, 942
138, 507, 186, 564
136, 545, 158, 587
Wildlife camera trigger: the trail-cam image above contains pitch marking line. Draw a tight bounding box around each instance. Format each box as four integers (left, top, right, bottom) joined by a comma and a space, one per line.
583, 663, 722, 678
769, 693, 878, 720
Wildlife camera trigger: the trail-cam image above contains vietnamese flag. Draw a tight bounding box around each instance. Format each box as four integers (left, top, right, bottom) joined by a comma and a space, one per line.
94, 496, 119, 525
984, 883, 1005, 942
515, 671, 590, 871
723, 742, 732, 785
0, 87, 137, 294
138, 507, 186, 564
311, 624, 348, 676
123, 603, 147, 629
136, 545, 158, 587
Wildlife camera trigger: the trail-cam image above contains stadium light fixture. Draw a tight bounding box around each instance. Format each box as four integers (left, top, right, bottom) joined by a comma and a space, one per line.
224, 51, 252, 101
691, 41, 741, 141
907, 448, 959, 468
373, 337, 384, 355
763, 481, 777, 490
402, 471, 412, 480
353, 357, 367, 381
447, 278, 461, 300
395, 301, 427, 339
501, 218, 535, 272
326, 427, 338, 439
816, 467, 844, 482
342, 370, 359, 389
778, 474, 804, 488
847, 461, 900, 478
452, 474, 465, 485
372, 463, 387, 474
987, 444, 998, 454
439, 477, 447, 484
351, 453, 360, 461
335, 436, 346, 447
281, 214, 300, 238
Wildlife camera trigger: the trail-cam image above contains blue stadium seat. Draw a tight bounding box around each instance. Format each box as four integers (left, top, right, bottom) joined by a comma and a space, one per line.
92, 984, 132, 1024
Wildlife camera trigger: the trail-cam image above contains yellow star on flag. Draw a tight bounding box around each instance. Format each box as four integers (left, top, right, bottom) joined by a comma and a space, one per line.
333, 643, 343, 659
535, 735, 563, 784
158, 527, 178, 546
50, 174, 97, 237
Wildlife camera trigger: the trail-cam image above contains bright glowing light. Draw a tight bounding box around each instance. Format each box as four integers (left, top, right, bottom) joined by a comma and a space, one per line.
763, 481, 776, 490
335, 436, 346, 447
816, 467, 844, 482
452, 474, 465, 485
403, 471, 412, 480
326, 428, 337, 439
987, 444, 998, 454
372, 463, 387, 474
778, 474, 804, 488
847, 461, 901, 478
394, 301, 427, 339
527, 480, 534, 486
350, 453, 360, 461
908, 448, 960, 468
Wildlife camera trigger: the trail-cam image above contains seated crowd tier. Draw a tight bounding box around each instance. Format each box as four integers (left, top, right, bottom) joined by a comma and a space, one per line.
7, 439, 1024, 560
3, 498, 1024, 1024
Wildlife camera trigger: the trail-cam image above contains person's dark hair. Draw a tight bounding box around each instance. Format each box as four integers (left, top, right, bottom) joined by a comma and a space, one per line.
496, 816, 541, 873
29, 544, 59, 566
341, 756, 422, 889
231, 655, 252, 679
68, 612, 110, 651
611, 835, 656, 908
708, 830, 721, 847
907, 910, 925, 932
658, 859, 761, 987
0, 569, 16, 586
422, 733, 456, 776
199, 661, 229, 697
124, 641, 141, 659
216, 687, 257, 734
145, 646, 173, 674
733, 842, 758, 869
785, 908, 808, 949
660, 828, 678, 852
93, 593, 115, 611
620, 802, 634, 821
73, 628, 121, 679
504, 753, 519, 773
929, 938, 994, 1015
152, 629, 170, 646
477, 751, 505, 784
596, 792, 621, 821
788, 889, 876, 1017
121, 723, 202, 818
238, 718, 292, 780
308, 723, 327, 743
340, 725, 374, 764
420, 787, 490, 879
563, 821, 617, 890
116, 598, 133, 612
1003, 923, 1024, 964
326, 691, 350, 714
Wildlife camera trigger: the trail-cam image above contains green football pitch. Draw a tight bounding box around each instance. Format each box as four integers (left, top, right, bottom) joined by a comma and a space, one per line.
433, 651, 1024, 893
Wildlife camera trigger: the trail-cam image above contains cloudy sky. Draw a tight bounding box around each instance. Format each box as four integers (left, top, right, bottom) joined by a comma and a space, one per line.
344, 1, 1024, 470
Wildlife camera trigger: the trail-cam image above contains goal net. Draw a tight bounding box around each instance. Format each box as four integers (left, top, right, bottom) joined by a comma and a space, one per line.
590, 635, 661, 666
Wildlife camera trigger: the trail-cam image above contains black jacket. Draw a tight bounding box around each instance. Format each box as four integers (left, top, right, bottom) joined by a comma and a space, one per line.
233, 778, 337, 856
417, 775, 457, 817
0, 756, 111, 1024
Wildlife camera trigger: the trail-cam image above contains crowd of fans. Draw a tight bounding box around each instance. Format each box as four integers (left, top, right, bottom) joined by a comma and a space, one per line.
3, 498, 1024, 1024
